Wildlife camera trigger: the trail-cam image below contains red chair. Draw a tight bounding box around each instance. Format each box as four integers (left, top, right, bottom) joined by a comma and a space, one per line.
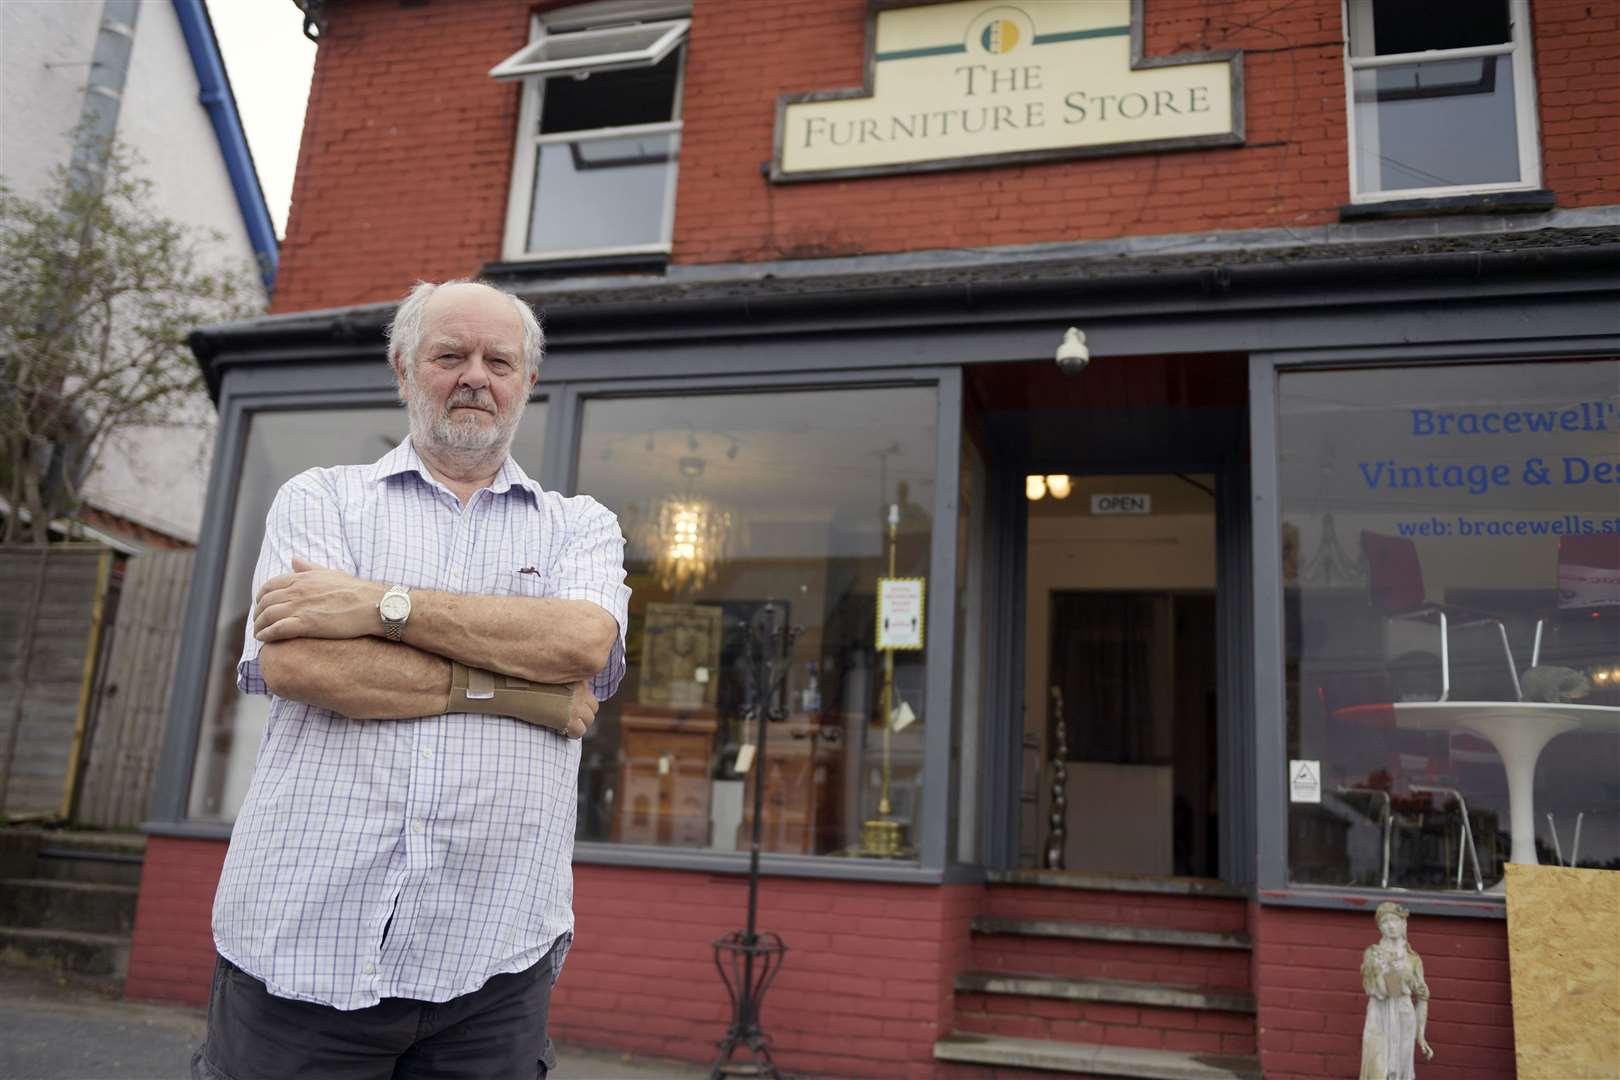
1531, 534, 1620, 671
1361, 531, 1522, 701
1318, 672, 1486, 891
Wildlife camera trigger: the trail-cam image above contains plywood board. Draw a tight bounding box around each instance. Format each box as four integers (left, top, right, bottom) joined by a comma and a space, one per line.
1506, 864, 1620, 1079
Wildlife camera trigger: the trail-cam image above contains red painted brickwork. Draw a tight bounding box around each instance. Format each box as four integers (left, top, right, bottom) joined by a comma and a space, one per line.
269, 0, 1620, 314
125, 836, 228, 1007
123, 841, 983, 1078
555, 866, 980, 1078
1254, 904, 1515, 1080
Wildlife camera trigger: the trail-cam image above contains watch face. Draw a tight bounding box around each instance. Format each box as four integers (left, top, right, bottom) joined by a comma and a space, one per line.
380, 594, 410, 621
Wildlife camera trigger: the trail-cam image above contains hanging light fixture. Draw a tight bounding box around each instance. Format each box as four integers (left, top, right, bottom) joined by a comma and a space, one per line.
1026, 475, 1047, 501
1045, 474, 1072, 500
645, 456, 740, 593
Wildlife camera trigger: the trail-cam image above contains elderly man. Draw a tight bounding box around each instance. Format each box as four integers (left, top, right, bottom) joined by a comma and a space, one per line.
192, 280, 629, 1080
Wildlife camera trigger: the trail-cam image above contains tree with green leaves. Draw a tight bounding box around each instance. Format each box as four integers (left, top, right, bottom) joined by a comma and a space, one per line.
0, 141, 262, 544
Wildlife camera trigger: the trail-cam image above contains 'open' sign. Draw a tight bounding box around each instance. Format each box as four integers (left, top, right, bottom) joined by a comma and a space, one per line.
1091, 494, 1152, 515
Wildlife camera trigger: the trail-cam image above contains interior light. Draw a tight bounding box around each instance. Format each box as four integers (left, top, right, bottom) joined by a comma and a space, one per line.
1025, 475, 1047, 501
1046, 474, 1072, 500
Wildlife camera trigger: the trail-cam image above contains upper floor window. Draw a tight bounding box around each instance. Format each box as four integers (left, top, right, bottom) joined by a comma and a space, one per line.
492, 2, 688, 261
1344, 0, 1541, 202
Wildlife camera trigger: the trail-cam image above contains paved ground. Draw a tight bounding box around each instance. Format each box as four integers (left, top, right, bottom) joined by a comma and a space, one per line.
0, 966, 709, 1080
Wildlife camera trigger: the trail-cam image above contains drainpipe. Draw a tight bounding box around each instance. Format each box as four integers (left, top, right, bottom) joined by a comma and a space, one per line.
171, 0, 280, 290
69, 1, 141, 207
37, 1, 142, 525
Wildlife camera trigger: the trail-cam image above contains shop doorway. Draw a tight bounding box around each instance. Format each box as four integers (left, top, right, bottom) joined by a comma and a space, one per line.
1035, 476, 1219, 878
962, 355, 1250, 884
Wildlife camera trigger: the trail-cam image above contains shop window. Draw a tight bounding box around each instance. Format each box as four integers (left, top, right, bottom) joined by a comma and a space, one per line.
492, 3, 688, 261
1278, 360, 1619, 892
573, 386, 937, 859
187, 404, 548, 821
1344, 0, 1541, 201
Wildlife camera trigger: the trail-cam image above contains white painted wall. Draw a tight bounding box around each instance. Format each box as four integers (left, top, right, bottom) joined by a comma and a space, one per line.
1, 0, 267, 544
0, 2, 102, 201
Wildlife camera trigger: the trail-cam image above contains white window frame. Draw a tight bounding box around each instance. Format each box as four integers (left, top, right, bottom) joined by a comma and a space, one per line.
1342, 0, 1542, 203
498, 4, 689, 263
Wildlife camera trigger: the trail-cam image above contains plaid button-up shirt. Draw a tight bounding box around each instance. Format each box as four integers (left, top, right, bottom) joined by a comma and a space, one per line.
213, 439, 629, 1010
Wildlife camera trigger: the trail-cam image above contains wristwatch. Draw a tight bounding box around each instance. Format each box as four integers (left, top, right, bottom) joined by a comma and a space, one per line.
379, 585, 412, 641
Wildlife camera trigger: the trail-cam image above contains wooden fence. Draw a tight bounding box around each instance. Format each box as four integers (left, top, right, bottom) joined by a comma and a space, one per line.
0, 546, 114, 819
77, 549, 193, 828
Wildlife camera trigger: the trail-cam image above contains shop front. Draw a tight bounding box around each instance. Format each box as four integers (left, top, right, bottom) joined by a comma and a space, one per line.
133, 229, 1620, 1078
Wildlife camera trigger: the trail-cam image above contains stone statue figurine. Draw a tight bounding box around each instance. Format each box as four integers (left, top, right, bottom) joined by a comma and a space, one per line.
1360, 901, 1434, 1080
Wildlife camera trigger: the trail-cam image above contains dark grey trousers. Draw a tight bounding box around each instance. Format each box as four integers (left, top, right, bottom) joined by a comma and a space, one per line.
191, 948, 558, 1080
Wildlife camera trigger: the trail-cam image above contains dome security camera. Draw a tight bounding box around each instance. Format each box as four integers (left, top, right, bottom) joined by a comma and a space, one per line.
1055, 328, 1089, 375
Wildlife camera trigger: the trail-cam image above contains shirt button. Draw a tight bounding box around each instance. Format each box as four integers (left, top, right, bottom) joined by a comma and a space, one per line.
420, 748, 432, 761
412, 819, 424, 834
363, 962, 375, 974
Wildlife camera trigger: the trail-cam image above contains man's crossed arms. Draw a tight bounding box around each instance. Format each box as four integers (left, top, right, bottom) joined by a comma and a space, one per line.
251, 557, 616, 738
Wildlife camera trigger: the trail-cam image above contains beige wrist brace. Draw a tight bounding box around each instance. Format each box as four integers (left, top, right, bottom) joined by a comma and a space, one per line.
448, 661, 573, 733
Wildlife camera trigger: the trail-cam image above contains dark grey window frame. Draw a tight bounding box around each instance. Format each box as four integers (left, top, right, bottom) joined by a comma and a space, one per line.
152, 366, 419, 830
555, 368, 965, 879
152, 360, 970, 884
1248, 335, 1620, 919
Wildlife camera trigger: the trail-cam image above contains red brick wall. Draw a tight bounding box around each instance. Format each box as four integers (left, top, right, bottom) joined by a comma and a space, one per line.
1254, 904, 1515, 1080
269, 0, 1619, 314
125, 836, 228, 1007
270, 0, 531, 314
1533, 0, 1620, 203
555, 867, 981, 1078
125, 839, 981, 1078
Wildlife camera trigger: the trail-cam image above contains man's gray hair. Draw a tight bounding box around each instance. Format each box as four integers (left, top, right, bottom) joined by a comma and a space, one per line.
384, 279, 544, 378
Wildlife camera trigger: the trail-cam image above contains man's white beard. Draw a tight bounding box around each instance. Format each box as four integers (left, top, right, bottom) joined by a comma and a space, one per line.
406, 376, 525, 456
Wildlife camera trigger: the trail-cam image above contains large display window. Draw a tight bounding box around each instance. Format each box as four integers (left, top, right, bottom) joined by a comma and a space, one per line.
572, 385, 937, 859
187, 403, 548, 820
1279, 360, 1619, 891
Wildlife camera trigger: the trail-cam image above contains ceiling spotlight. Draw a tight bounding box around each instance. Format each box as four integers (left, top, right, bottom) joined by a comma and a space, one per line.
1026, 475, 1047, 501
1046, 474, 1072, 499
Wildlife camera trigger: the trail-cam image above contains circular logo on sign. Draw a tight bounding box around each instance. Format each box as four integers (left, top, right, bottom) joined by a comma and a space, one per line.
968, 7, 1035, 56
981, 18, 1021, 54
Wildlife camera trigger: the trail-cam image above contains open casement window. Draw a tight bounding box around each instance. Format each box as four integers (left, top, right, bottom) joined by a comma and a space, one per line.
495, 4, 688, 262
1343, 0, 1541, 202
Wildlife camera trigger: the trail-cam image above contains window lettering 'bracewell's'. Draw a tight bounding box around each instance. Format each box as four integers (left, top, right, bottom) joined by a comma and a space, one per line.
775, 0, 1240, 180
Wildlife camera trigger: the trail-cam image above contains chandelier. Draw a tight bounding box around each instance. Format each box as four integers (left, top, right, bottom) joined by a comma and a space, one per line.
643, 456, 740, 593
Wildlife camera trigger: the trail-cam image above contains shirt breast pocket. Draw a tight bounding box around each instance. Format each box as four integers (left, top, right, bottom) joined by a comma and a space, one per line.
488, 564, 556, 598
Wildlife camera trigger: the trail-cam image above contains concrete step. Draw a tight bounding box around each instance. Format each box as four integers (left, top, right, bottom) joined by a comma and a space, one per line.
0, 926, 129, 981
986, 871, 1244, 899
0, 879, 139, 934
973, 916, 1251, 951
935, 1033, 1262, 1080
955, 971, 1256, 1015
31, 848, 144, 887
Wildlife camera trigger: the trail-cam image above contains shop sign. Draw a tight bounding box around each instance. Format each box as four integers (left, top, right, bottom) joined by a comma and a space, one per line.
1092, 493, 1152, 515
772, 0, 1243, 182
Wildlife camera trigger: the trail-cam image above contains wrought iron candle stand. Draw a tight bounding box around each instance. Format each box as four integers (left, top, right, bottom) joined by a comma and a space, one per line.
1044, 685, 1068, 870
711, 604, 800, 1079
